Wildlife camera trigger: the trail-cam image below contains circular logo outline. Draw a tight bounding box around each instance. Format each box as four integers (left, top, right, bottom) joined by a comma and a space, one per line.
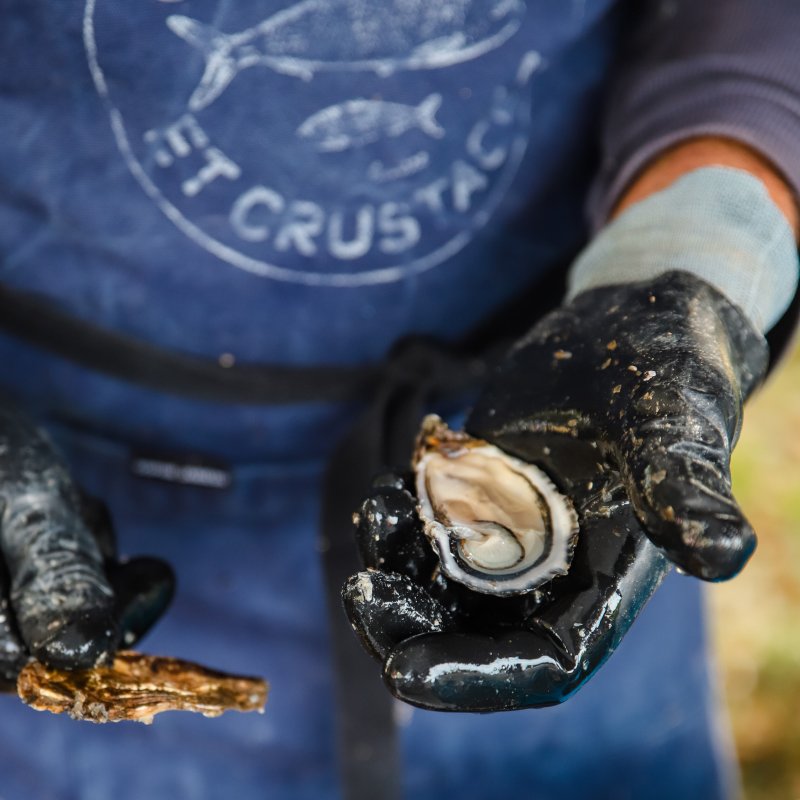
84, 0, 531, 287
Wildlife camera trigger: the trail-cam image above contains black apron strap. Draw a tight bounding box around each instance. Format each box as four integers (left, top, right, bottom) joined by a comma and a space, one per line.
313, 265, 571, 798
321, 338, 489, 800
0, 284, 379, 404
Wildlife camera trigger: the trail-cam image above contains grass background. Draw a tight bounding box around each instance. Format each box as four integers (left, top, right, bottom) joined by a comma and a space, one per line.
710, 345, 800, 799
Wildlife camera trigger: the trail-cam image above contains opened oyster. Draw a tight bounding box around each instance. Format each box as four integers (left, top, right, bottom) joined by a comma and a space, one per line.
413, 415, 578, 596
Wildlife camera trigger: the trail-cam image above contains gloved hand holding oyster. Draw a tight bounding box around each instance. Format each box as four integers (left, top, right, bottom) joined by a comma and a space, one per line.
343, 271, 767, 712
0, 399, 268, 725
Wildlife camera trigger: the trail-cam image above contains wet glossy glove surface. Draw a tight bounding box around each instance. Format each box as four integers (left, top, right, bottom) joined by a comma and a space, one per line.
343, 271, 768, 711
0, 401, 174, 687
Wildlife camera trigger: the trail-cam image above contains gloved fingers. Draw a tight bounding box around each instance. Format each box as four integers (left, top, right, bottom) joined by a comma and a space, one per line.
384, 531, 670, 712
2, 492, 118, 670
353, 470, 438, 585
76, 487, 175, 648
77, 489, 117, 561
621, 394, 754, 581
0, 408, 118, 669
0, 491, 119, 683
0, 553, 175, 685
77, 490, 174, 649
369, 470, 415, 495
106, 557, 175, 649
383, 629, 573, 711
0, 563, 28, 687
342, 570, 456, 662
381, 476, 672, 712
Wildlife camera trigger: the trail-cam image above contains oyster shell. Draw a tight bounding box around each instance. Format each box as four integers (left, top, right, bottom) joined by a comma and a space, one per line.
413, 415, 578, 596
17, 651, 268, 724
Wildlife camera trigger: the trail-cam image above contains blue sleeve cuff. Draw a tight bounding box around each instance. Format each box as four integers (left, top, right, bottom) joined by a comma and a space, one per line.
568, 167, 799, 334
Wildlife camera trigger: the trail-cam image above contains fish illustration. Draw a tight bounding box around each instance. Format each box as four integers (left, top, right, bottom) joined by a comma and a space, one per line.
297, 94, 444, 153
167, 0, 526, 111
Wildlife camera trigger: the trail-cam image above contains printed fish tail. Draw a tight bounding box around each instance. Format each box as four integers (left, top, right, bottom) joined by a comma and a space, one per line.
166, 15, 239, 111
417, 93, 445, 139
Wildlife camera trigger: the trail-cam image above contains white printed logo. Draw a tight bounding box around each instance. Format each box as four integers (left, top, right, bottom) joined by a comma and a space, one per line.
84, 0, 541, 286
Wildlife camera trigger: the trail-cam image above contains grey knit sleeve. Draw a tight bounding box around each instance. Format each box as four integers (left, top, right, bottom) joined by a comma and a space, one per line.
589, 0, 800, 229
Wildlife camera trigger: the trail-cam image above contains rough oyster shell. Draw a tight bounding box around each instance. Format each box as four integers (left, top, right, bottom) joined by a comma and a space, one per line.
17, 651, 268, 724
413, 415, 578, 596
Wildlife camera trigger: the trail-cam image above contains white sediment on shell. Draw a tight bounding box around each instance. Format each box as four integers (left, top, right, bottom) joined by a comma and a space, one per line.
414, 417, 578, 596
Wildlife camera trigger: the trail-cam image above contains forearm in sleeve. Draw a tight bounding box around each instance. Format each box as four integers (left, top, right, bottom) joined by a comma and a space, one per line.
589, 0, 800, 226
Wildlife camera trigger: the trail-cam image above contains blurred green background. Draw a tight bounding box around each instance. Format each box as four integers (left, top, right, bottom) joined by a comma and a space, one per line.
710, 345, 800, 800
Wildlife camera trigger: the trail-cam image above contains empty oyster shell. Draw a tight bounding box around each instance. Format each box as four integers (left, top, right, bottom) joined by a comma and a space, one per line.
17, 651, 268, 724
413, 415, 578, 596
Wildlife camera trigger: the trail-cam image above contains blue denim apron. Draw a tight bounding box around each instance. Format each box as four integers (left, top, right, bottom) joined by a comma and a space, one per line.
2, 0, 617, 365
0, 0, 736, 796
0, 334, 735, 800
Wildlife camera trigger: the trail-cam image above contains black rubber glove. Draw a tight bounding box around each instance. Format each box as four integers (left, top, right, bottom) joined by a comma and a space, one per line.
0, 400, 174, 687
343, 271, 768, 711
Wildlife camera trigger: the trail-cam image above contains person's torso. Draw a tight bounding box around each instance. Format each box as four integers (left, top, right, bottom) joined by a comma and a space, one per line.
1, 0, 620, 368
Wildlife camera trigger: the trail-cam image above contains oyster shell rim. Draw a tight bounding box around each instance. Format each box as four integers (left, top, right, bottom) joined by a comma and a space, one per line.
413, 415, 579, 596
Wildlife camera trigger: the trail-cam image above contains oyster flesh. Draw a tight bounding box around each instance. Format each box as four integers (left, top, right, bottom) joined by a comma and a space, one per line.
413, 415, 578, 596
